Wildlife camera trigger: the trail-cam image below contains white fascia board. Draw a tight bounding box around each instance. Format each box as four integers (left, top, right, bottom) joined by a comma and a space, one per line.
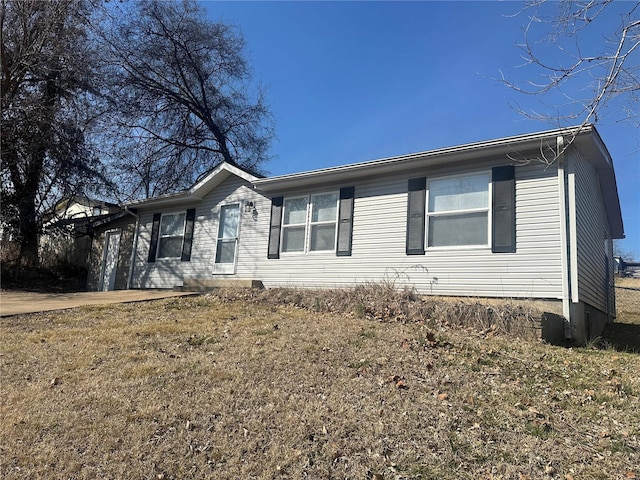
125, 191, 191, 209
189, 162, 259, 198
253, 125, 592, 192
124, 162, 259, 210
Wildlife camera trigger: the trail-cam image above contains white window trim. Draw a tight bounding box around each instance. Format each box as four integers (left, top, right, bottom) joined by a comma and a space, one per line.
425, 171, 492, 250
157, 211, 186, 259
281, 191, 339, 255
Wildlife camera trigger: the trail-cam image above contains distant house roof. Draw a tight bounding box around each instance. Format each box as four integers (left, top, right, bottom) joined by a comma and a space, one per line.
42, 196, 121, 224
54, 196, 119, 214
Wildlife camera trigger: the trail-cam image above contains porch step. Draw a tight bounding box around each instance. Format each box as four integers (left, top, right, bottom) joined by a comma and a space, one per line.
174, 278, 264, 292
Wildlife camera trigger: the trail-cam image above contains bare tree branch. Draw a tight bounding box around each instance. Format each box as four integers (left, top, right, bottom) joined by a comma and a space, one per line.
503, 0, 639, 135
98, 0, 273, 200
1, 0, 108, 267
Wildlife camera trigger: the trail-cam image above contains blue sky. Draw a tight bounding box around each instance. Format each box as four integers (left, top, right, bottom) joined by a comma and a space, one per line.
204, 1, 639, 254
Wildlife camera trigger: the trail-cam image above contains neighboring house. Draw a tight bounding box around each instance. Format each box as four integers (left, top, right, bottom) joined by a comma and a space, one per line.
88, 125, 624, 344
40, 197, 122, 268
614, 256, 640, 278
43, 197, 120, 225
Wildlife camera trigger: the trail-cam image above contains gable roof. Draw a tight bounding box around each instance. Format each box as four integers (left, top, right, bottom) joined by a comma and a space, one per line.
126, 162, 259, 209
123, 126, 623, 239
253, 125, 623, 239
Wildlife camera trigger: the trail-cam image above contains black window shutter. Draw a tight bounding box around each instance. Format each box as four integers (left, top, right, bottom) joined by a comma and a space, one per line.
336, 186, 355, 256
148, 213, 161, 262
268, 197, 283, 259
181, 208, 196, 261
492, 166, 516, 253
406, 177, 426, 255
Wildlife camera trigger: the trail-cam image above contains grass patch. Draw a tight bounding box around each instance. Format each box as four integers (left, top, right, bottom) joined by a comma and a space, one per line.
1, 289, 639, 479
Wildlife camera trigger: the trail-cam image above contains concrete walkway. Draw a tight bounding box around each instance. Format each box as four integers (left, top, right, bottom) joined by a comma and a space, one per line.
0, 290, 199, 317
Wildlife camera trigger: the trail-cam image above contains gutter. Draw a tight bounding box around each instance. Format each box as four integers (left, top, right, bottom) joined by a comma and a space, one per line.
557, 135, 573, 339
254, 125, 594, 192
124, 206, 140, 290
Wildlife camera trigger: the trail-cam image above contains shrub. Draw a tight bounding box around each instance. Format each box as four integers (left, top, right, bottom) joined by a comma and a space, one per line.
208, 284, 542, 340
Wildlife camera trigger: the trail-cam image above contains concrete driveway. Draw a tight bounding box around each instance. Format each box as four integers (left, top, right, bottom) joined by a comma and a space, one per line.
0, 290, 199, 317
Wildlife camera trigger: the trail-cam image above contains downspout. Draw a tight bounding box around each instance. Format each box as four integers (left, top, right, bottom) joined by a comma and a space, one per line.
557, 135, 573, 339
124, 206, 140, 290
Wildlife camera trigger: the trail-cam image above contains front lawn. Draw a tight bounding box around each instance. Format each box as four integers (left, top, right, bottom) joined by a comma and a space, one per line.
1, 291, 638, 479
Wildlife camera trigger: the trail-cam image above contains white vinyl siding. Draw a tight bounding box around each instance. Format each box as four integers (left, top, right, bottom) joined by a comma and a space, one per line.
130, 177, 265, 288
132, 161, 565, 301
571, 149, 615, 316
247, 162, 563, 299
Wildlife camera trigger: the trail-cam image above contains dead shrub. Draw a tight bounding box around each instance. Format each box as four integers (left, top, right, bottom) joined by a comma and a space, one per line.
208, 284, 542, 340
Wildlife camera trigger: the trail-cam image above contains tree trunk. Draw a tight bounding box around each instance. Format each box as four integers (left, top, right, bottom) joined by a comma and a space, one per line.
17, 192, 39, 268
15, 126, 48, 269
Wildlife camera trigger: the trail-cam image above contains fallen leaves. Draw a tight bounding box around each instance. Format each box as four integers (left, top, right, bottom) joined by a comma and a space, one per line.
389, 375, 408, 390
2, 292, 639, 480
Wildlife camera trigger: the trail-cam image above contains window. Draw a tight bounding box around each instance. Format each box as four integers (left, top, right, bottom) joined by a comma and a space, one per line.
427, 173, 490, 247
268, 187, 354, 259
282, 197, 308, 252
281, 192, 339, 253
157, 212, 186, 258
147, 209, 195, 263
310, 193, 338, 251
407, 167, 514, 255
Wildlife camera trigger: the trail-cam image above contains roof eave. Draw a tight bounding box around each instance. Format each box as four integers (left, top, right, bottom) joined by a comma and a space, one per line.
189, 162, 260, 198
126, 190, 192, 209
253, 125, 590, 192
252, 124, 623, 239
126, 162, 259, 209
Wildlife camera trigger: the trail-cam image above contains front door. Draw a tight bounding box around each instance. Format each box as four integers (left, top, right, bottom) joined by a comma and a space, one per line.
100, 230, 121, 291
213, 204, 240, 274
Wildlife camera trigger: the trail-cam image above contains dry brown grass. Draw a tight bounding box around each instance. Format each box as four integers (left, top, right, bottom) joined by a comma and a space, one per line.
212, 285, 545, 340
1, 291, 639, 480
600, 278, 640, 353
615, 277, 640, 325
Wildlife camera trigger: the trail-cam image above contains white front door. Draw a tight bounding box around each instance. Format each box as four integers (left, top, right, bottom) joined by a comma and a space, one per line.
100, 230, 121, 291
213, 204, 240, 274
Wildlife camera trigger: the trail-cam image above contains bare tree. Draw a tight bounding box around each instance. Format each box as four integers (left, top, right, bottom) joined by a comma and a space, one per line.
1, 0, 106, 268
504, 1, 639, 130
100, 0, 273, 200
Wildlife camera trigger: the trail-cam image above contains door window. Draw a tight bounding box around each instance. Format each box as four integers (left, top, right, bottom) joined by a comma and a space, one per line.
215, 204, 240, 265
